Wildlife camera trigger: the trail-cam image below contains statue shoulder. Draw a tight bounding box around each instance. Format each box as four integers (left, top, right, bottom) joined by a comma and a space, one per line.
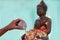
35, 18, 40, 23
46, 17, 51, 22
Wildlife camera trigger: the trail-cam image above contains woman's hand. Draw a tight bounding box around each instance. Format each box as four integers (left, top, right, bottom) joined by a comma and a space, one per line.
0, 19, 26, 36
6, 19, 26, 30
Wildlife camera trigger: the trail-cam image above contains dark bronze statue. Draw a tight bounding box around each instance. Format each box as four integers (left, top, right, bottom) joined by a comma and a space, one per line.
22, 0, 51, 40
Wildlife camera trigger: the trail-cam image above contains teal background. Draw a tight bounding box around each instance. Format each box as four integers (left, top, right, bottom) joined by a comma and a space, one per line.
0, 0, 60, 40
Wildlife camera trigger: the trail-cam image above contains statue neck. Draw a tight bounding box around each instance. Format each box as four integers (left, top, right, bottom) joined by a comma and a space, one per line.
40, 15, 46, 19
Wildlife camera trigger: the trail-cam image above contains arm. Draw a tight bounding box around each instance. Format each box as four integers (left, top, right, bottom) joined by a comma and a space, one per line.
34, 19, 48, 29
0, 26, 9, 36
34, 20, 40, 29
45, 19, 51, 34
34, 18, 51, 34
0, 19, 25, 36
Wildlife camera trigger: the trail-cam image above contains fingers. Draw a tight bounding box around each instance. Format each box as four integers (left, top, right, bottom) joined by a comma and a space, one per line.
11, 18, 26, 30
13, 19, 22, 24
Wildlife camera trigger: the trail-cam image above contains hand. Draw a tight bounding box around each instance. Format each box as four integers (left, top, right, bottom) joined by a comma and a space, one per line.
5, 19, 26, 30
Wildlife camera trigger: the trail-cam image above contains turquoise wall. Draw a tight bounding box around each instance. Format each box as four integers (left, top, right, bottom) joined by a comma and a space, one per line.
0, 0, 60, 40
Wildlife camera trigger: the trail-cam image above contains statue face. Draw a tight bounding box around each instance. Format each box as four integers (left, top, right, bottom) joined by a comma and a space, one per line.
37, 7, 46, 16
